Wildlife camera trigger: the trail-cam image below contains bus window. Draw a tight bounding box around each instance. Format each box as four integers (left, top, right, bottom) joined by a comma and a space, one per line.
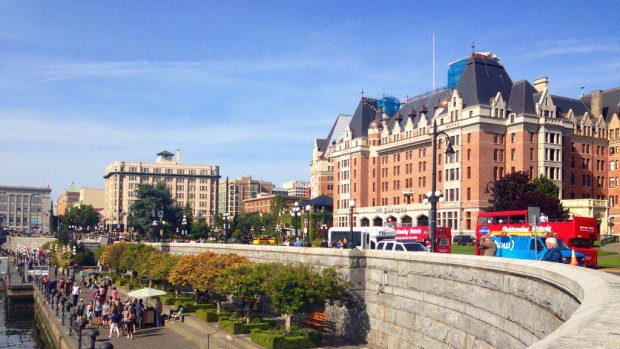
385, 242, 394, 251
438, 238, 449, 246
510, 215, 526, 224
493, 216, 509, 224
571, 238, 592, 248
478, 217, 492, 225
395, 244, 405, 251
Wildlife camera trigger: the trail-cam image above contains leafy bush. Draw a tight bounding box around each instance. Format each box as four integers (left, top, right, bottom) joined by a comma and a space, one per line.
218, 318, 275, 335
250, 328, 322, 349
195, 309, 233, 322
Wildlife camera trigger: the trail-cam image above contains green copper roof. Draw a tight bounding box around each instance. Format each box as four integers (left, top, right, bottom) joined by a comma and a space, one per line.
66, 183, 79, 193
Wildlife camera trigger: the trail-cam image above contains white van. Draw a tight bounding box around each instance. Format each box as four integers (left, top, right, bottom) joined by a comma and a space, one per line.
376, 240, 428, 252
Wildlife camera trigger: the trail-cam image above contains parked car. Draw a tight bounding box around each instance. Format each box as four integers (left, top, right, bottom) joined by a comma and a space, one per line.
253, 236, 271, 245
376, 240, 428, 252
453, 235, 475, 246
241, 235, 251, 244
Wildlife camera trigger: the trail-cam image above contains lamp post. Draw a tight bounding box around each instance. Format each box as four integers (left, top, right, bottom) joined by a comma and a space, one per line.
223, 212, 230, 243
290, 202, 301, 239
349, 199, 355, 240
181, 215, 187, 238
424, 120, 455, 253
484, 180, 497, 212
304, 205, 312, 247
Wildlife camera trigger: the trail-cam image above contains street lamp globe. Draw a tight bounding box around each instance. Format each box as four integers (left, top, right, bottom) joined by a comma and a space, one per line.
349, 200, 355, 208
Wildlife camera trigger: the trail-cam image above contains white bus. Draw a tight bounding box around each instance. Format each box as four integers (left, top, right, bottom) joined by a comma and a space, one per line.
328, 226, 397, 249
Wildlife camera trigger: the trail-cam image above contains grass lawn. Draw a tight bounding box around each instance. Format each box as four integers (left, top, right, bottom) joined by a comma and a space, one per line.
597, 256, 620, 268
451, 245, 476, 255
598, 251, 618, 257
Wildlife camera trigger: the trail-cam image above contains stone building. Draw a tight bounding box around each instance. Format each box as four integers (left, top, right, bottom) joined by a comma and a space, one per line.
103, 150, 220, 227
326, 52, 620, 235
0, 185, 52, 234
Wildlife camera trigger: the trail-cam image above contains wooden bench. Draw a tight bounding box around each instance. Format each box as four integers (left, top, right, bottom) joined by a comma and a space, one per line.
301, 312, 328, 330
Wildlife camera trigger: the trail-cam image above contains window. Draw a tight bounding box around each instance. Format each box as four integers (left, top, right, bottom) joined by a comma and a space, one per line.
511, 133, 516, 143
511, 149, 516, 161
467, 133, 471, 143
530, 148, 534, 161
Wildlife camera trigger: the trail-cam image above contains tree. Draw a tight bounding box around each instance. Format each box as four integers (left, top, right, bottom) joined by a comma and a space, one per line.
531, 175, 560, 198
129, 182, 182, 240
216, 262, 268, 323
512, 192, 569, 220
491, 172, 533, 212
63, 204, 101, 230
118, 243, 158, 275
180, 201, 194, 237
491, 173, 569, 220
190, 217, 209, 239
267, 263, 348, 331
98, 242, 130, 271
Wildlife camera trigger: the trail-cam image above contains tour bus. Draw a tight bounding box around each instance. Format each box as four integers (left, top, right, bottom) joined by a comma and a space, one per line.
328, 226, 397, 249
475, 210, 599, 267
392, 226, 452, 253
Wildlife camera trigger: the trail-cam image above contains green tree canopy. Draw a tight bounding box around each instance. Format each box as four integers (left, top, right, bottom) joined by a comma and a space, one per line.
129, 182, 182, 240
490, 172, 568, 220
63, 204, 101, 230
267, 263, 348, 331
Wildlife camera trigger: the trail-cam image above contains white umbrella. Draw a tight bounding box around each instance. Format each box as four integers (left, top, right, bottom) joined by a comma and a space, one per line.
128, 287, 167, 298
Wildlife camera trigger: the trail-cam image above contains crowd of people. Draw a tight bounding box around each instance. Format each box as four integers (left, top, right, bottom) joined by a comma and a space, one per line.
43, 273, 164, 340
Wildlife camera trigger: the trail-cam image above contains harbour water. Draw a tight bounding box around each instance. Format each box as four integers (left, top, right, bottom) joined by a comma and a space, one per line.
0, 295, 46, 349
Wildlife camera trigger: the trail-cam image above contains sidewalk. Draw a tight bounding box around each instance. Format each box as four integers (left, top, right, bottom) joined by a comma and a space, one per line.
599, 241, 620, 256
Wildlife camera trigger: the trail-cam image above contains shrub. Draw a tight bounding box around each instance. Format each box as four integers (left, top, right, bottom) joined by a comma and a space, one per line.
250, 328, 322, 349
195, 309, 232, 322
218, 318, 276, 335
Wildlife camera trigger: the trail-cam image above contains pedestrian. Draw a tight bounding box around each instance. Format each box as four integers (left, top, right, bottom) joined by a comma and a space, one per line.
342, 237, 349, 248
479, 236, 497, 256
71, 282, 81, 306
294, 237, 303, 247
154, 297, 163, 327
542, 237, 562, 263
76, 299, 85, 320
94, 298, 102, 326
126, 309, 135, 339
135, 299, 144, 330
320, 238, 328, 248
109, 311, 120, 338
102, 300, 110, 328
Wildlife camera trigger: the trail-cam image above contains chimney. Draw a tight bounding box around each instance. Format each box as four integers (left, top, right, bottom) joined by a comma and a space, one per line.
591, 90, 603, 117
176, 149, 180, 164
534, 77, 548, 92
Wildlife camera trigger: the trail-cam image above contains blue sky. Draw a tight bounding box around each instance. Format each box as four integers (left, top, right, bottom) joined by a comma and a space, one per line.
1, 1, 619, 200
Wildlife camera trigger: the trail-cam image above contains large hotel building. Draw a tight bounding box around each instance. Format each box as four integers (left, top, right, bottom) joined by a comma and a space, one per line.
103, 150, 220, 227
313, 53, 620, 236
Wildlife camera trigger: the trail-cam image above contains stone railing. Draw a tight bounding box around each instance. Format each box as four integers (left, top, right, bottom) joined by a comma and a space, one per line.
149, 243, 620, 349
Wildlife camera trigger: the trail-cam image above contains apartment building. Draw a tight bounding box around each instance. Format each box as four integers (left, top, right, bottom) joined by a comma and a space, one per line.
103, 150, 220, 227
327, 53, 620, 235
218, 176, 273, 217
0, 185, 52, 234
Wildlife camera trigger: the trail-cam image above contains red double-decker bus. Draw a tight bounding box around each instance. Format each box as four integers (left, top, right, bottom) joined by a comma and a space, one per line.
475, 210, 599, 267
392, 226, 452, 253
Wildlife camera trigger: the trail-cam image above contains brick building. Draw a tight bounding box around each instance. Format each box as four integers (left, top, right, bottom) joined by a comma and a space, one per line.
328, 53, 620, 236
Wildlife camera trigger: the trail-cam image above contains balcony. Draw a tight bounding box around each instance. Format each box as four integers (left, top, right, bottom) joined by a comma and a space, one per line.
402, 188, 415, 196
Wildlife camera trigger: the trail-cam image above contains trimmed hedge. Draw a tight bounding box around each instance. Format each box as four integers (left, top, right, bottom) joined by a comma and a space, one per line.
218, 318, 276, 335
250, 328, 322, 349
196, 309, 234, 323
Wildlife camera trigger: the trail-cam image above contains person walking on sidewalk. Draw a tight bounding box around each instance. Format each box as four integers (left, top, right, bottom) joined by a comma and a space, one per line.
154, 297, 163, 327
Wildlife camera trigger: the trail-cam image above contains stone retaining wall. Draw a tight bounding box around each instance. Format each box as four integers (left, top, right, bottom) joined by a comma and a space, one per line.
149, 242, 620, 349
